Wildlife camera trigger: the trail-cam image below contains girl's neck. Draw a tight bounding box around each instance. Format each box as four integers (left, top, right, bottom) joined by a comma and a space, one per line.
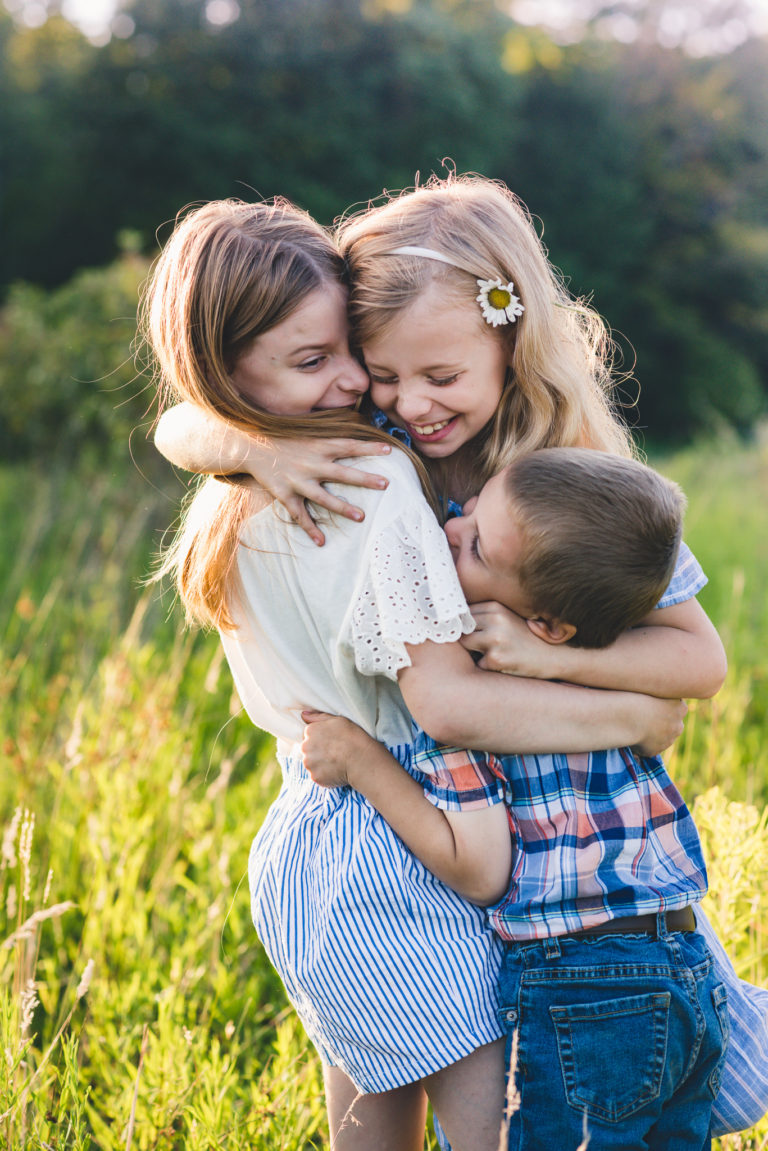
426, 444, 481, 510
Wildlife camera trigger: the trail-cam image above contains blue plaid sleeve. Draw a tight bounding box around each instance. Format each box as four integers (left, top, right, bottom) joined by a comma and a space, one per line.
655, 540, 707, 609
411, 725, 505, 812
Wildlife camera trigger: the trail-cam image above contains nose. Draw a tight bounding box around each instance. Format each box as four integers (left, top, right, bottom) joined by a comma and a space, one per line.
338, 353, 369, 395
443, 515, 464, 554
394, 380, 434, 422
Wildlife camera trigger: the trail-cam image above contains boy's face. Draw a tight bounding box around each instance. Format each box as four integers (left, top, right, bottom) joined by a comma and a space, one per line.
444, 470, 536, 615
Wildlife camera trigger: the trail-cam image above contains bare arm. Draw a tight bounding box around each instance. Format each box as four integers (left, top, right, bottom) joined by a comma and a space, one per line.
155, 401, 262, 475
464, 597, 727, 700
300, 712, 512, 905
399, 639, 687, 757
154, 401, 392, 545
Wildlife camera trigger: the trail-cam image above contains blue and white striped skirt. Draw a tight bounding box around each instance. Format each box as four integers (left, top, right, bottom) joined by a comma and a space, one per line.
248, 747, 504, 1094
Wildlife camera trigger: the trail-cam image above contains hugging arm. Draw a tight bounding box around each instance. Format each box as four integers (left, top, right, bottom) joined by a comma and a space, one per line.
154, 401, 392, 545
155, 401, 263, 476
465, 596, 727, 700
300, 712, 511, 905
399, 639, 687, 757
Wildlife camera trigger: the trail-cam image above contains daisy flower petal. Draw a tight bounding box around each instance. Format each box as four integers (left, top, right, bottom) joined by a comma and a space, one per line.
476, 278, 524, 326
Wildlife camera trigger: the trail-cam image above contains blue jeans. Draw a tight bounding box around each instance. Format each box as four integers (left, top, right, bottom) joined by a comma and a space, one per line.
497, 922, 728, 1150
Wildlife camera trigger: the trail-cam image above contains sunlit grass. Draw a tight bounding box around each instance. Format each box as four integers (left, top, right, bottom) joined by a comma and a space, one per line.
1, 437, 766, 1148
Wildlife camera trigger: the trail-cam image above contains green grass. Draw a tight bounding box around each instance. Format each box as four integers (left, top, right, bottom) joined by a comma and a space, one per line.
1, 439, 766, 1149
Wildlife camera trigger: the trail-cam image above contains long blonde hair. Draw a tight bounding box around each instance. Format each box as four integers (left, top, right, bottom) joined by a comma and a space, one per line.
142, 198, 430, 630
338, 174, 634, 494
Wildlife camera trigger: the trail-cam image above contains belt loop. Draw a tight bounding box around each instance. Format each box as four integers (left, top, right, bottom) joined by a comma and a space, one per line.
656, 911, 669, 940
543, 936, 562, 960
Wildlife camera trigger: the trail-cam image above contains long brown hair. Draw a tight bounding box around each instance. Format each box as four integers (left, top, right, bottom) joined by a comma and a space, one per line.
142, 198, 431, 629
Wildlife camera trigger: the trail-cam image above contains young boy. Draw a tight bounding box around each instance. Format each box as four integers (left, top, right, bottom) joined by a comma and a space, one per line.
301, 447, 727, 1151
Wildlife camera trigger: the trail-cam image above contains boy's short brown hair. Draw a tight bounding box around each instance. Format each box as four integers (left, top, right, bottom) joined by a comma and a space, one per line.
505, 448, 686, 648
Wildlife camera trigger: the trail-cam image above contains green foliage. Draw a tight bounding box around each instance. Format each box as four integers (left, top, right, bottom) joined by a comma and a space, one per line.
0, 460, 326, 1149
1, 0, 767, 443
497, 37, 768, 441
0, 245, 154, 464
0, 439, 766, 1147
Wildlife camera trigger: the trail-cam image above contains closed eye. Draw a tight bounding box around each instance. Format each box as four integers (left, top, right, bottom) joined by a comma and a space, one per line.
298, 354, 329, 371
470, 533, 480, 560
368, 373, 397, 385
427, 373, 460, 386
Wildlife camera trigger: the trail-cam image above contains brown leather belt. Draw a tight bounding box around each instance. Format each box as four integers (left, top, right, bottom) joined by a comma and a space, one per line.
573, 906, 697, 938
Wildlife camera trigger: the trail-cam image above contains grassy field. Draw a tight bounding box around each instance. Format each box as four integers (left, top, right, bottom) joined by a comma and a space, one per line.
1, 437, 767, 1149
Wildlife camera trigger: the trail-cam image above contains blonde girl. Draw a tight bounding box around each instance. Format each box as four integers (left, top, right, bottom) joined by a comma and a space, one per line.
146, 196, 684, 1151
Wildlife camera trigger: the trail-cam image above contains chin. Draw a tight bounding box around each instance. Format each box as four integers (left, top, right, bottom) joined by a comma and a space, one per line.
417, 440, 460, 458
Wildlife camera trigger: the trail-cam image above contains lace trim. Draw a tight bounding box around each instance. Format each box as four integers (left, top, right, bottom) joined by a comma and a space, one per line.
350, 506, 475, 680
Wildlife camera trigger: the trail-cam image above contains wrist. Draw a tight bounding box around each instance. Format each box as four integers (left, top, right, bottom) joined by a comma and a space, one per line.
342, 735, 376, 788
625, 690, 655, 742
240, 436, 271, 480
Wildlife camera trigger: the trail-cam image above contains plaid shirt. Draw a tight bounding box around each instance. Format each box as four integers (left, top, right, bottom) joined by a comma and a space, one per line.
412, 726, 707, 941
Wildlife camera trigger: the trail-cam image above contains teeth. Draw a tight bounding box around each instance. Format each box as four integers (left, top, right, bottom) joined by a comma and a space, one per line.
412, 419, 451, 436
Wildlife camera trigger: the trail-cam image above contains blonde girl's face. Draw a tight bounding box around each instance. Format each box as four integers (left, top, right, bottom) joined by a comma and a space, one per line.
362, 281, 508, 458
231, 285, 369, 416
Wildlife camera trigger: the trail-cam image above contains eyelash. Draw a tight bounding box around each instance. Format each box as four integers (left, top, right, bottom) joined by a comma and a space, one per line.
368, 373, 460, 387
299, 355, 328, 371
470, 534, 480, 560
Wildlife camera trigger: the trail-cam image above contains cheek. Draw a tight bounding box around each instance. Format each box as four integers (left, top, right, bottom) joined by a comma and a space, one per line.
370, 382, 395, 413
475, 379, 505, 424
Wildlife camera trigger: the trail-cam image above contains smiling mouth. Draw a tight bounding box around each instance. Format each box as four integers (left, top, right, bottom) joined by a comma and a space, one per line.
407, 417, 455, 439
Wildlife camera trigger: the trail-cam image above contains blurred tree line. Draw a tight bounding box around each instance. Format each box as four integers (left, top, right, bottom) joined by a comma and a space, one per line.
1, 0, 767, 461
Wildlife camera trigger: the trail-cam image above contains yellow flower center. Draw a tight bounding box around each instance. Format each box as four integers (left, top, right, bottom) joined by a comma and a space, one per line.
487, 287, 511, 310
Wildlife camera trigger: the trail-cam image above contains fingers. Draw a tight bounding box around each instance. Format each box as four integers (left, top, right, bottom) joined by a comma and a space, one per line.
469, 601, 519, 627
464, 601, 498, 617
328, 464, 389, 491
319, 441, 391, 487
460, 629, 490, 651
308, 460, 388, 495
300, 484, 366, 523
329, 440, 392, 459
466, 605, 500, 635
282, 496, 326, 546
301, 709, 331, 723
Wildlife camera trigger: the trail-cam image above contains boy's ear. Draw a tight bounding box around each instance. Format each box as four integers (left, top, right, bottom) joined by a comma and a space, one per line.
525, 616, 578, 646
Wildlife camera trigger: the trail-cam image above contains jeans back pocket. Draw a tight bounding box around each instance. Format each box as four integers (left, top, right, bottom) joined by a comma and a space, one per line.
550, 992, 671, 1123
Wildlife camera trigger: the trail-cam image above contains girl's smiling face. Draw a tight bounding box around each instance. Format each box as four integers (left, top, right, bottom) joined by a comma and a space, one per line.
362, 282, 508, 458
231, 285, 368, 416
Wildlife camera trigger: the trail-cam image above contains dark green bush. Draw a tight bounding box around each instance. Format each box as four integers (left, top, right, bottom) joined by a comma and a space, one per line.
0, 243, 153, 465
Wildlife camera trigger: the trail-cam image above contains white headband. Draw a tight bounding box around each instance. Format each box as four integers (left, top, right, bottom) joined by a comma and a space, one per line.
388, 245, 472, 272
384, 246, 525, 327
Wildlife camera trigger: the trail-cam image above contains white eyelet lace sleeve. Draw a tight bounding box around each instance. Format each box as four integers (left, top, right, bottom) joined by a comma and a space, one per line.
349, 504, 476, 680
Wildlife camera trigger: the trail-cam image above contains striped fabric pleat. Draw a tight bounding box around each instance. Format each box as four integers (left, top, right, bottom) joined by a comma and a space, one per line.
248, 747, 503, 1094
694, 907, 768, 1135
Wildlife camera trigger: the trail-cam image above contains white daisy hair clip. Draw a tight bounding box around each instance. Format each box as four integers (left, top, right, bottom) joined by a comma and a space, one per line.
476, 278, 525, 327
385, 247, 524, 327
